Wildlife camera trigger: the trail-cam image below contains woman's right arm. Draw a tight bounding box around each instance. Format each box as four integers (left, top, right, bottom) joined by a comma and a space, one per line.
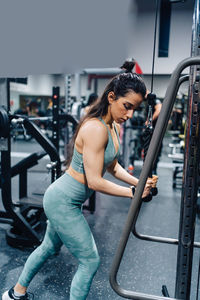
80, 120, 150, 198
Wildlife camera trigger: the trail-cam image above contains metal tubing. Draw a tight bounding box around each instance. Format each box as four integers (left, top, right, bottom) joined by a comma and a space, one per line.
131, 74, 198, 248
23, 119, 61, 181
132, 226, 200, 248
12, 114, 78, 125
52, 87, 60, 152
109, 56, 200, 300
175, 0, 200, 298
23, 119, 60, 163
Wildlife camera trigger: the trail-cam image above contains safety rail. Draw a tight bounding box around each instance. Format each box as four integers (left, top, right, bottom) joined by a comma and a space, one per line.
109, 56, 200, 300
131, 74, 200, 248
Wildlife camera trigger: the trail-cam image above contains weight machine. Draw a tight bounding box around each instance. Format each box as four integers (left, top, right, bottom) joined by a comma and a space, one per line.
110, 0, 200, 299
0, 80, 79, 247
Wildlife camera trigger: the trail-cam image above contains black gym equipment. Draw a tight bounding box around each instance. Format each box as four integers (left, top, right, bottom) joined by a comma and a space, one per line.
168, 75, 191, 189
0, 106, 9, 138
109, 58, 200, 300
121, 110, 145, 169
131, 74, 193, 248
139, 0, 159, 202
0, 80, 80, 247
1, 110, 61, 248
142, 0, 159, 202
110, 0, 200, 299
0, 79, 98, 247
141, 93, 158, 202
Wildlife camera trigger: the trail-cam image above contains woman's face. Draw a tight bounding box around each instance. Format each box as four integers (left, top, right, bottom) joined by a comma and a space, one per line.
108, 91, 143, 124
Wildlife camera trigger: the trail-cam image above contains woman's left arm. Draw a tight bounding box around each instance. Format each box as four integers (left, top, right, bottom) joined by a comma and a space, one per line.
107, 160, 138, 186
107, 160, 158, 195
107, 160, 157, 199
108, 123, 157, 192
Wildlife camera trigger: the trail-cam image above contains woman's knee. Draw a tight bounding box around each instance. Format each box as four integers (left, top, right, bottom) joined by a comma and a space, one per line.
93, 253, 101, 272
38, 240, 59, 257
92, 252, 100, 267
83, 252, 100, 274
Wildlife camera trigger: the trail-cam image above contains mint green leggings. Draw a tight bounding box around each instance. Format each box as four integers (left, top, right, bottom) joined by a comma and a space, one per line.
18, 173, 100, 300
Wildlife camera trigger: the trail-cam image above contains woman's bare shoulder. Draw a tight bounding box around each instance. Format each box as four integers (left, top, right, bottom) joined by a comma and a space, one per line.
81, 118, 106, 132
80, 118, 108, 141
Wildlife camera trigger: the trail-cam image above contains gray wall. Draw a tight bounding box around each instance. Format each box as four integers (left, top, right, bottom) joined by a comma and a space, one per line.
7, 1, 196, 110
128, 0, 194, 74
0, 0, 131, 77
0, 0, 195, 77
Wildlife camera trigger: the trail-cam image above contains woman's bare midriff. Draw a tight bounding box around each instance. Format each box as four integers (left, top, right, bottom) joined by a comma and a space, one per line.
66, 166, 88, 185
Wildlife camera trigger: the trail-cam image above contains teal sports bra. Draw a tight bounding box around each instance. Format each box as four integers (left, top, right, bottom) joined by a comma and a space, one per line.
71, 118, 120, 175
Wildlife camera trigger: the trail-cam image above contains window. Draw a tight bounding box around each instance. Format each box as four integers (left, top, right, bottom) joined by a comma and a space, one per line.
158, 0, 171, 57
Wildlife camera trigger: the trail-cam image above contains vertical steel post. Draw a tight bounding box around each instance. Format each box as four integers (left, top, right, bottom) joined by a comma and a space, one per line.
65, 74, 72, 114
175, 0, 200, 298
0, 79, 12, 212
64, 75, 73, 159
52, 86, 60, 182
52, 86, 60, 152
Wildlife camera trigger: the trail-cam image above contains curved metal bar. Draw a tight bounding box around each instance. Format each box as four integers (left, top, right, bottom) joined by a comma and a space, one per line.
12, 113, 78, 126
59, 113, 78, 127
23, 119, 60, 164
132, 226, 200, 249
23, 118, 61, 181
133, 228, 178, 245
109, 56, 200, 300
131, 74, 200, 249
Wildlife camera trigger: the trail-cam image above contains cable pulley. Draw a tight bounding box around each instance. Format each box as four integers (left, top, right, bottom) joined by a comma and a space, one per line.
141, 0, 160, 201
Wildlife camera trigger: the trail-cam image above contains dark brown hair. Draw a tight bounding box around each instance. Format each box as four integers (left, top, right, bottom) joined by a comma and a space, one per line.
65, 61, 146, 167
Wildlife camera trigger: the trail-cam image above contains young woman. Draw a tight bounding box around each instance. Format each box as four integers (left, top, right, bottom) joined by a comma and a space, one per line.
2, 62, 157, 300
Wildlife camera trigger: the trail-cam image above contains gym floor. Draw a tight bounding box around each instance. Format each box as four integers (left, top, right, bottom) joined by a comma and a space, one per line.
0, 135, 200, 300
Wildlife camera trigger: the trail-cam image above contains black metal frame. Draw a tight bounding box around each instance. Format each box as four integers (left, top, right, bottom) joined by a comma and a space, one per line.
1, 115, 61, 246
175, 0, 200, 296
110, 0, 200, 297
131, 75, 196, 247
0, 79, 63, 246
109, 56, 200, 300
0, 79, 96, 247
52, 86, 60, 152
